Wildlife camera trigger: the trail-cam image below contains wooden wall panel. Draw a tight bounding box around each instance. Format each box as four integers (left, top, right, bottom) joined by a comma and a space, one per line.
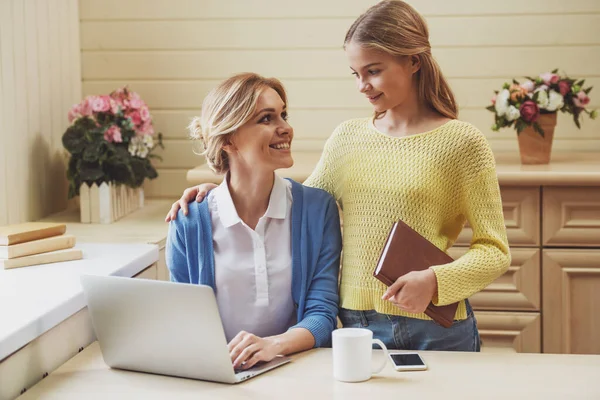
79, 0, 600, 19
80, 15, 600, 50
0, 0, 81, 224
78, 0, 600, 198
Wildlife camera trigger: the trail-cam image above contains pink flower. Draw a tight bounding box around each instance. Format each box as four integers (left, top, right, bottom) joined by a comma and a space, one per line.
129, 92, 144, 109
90, 96, 111, 113
128, 110, 142, 126
491, 94, 497, 105
558, 80, 571, 96
111, 88, 130, 108
109, 98, 119, 114
520, 101, 540, 123
111, 95, 124, 109
540, 72, 560, 86
111, 88, 126, 99
104, 125, 123, 143
573, 91, 591, 108
140, 106, 151, 122
80, 98, 94, 117
138, 121, 154, 136
520, 80, 535, 92
68, 104, 80, 123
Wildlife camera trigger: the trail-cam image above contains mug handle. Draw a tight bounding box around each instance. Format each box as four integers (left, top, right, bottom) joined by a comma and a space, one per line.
371, 338, 391, 374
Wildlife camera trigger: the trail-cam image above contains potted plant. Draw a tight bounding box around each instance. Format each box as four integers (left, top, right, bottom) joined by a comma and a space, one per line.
487, 69, 597, 164
62, 86, 163, 223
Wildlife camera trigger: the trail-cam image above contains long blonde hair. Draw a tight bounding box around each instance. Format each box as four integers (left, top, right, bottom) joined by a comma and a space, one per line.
344, 0, 457, 119
188, 73, 287, 174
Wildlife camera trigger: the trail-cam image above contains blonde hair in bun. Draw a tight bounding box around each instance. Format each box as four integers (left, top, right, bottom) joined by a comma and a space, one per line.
188, 72, 287, 174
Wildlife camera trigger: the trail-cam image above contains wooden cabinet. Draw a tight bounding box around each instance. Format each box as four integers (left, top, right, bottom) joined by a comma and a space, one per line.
454, 184, 600, 355
449, 248, 541, 312
449, 247, 542, 353
475, 311, 541, 353
542, 250, 600, 354
455, 186, 540, 247
543, 187, 600, 247
540, 187, 600, 354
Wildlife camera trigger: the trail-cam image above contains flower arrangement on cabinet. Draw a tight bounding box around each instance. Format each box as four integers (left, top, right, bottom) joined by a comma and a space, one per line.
62, 87, 163, 199
487, 69, 597, 137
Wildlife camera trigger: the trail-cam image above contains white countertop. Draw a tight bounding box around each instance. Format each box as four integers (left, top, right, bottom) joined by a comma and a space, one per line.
0, 243, 159, 361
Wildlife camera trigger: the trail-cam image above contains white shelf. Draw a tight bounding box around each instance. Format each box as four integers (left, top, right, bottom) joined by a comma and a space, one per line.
0, 243, 158, 360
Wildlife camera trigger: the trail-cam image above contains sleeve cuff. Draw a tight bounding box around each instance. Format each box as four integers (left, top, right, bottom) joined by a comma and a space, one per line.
289, 316, 333, 348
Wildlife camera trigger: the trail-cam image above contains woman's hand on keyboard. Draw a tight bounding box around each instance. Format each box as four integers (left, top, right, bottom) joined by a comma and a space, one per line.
228, 331, 280, 370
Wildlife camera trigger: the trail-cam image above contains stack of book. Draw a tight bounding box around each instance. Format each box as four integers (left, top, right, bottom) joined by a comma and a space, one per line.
0, 222, 83, 269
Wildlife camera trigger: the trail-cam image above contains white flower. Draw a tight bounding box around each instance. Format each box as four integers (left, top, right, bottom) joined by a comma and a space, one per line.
143, 134, 154, 148
128, 136, 150, 158
520, 80, 535, 93
128, 141, 136, 156
494, 89, 510, 116
546, 90, 564, 112
506, 105, 521, 122
535, 89, 549, 109
137, 145, 149, 158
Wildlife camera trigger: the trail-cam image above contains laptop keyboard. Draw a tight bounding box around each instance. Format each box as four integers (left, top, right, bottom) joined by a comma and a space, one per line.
234, 360, 267, 374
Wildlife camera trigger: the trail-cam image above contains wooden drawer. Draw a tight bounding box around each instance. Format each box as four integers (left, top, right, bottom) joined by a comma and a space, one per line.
543, 186, 600, 247
455, 186, 540, 247
156, 247, 169, 281
543, 250, 600, 354
448, 248, 540, 311
133, 263, 158, 280
475, 311, 541, 353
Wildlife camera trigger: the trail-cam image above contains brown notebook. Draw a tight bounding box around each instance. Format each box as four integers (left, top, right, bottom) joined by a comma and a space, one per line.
373, 220, 459, 328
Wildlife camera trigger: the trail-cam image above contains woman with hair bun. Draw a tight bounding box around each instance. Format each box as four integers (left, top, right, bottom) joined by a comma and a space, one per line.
166, 73, 341, 370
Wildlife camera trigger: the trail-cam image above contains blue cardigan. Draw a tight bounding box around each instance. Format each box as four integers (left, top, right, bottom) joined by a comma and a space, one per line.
166, 179, 342, 347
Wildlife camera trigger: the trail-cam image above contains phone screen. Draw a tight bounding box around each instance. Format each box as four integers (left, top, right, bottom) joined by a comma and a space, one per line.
390, 353, 425, 366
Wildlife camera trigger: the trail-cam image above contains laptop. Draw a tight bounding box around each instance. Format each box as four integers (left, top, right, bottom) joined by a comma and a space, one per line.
80, 274, 291, 384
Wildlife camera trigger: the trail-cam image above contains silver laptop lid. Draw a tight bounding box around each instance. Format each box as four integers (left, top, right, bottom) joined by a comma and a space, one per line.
81, 275, 239, 383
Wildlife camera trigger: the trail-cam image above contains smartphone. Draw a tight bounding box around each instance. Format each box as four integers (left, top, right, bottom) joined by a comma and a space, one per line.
389, 352, 427, 371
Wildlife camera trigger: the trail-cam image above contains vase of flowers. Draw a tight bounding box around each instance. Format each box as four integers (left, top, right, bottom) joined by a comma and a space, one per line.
487, 69, 597, 164
62, 86, 163, 223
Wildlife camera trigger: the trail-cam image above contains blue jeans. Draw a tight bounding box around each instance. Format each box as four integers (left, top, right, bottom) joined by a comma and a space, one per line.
339, 300, 481, 352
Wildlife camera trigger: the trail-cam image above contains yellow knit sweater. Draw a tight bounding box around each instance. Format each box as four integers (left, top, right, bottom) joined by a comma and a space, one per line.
304, 117, 511, 321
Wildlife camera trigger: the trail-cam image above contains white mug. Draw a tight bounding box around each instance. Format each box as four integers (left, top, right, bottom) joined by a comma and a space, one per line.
332, 328, 390, 382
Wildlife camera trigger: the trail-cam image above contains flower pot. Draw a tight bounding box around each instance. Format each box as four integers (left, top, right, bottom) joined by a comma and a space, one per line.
516, 113, 557, 165
79, 182, 144, 224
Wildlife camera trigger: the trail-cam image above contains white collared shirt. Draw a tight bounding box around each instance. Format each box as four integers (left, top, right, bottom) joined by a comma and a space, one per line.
207, 174, 296, 343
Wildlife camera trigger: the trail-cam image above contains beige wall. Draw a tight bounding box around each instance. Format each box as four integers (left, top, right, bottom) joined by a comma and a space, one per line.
79, 0, 600, 199
0, 0, 82, 225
